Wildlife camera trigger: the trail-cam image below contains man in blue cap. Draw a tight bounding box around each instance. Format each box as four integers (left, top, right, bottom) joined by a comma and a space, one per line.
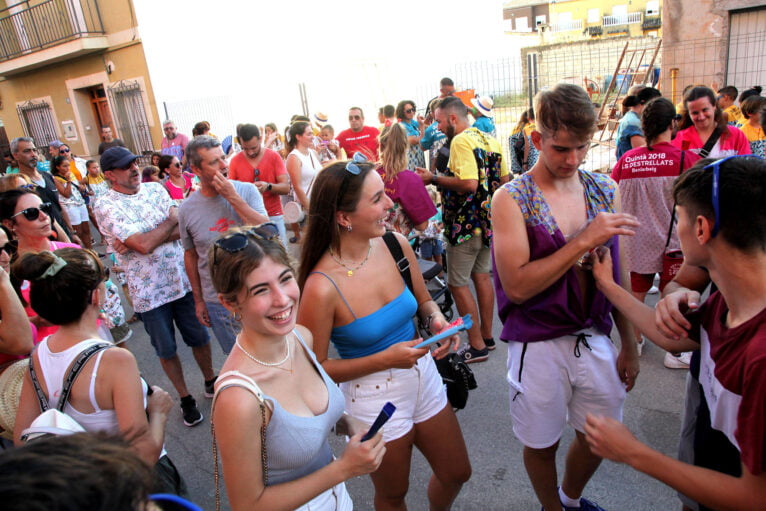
94, 146, 216, 427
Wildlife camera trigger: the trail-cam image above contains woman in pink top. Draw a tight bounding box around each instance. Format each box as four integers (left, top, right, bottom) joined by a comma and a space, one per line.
0, 189, 80, 339
160, 154, 194, 202
378, 124, 435, 235
672, 86, 751, 158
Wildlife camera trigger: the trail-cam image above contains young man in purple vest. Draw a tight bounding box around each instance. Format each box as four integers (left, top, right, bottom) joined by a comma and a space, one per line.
491, 83, 640, 511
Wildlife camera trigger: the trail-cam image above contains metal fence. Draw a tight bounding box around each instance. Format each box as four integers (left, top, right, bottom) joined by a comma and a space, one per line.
163, 95, 235, 147
0, 0, 104, 61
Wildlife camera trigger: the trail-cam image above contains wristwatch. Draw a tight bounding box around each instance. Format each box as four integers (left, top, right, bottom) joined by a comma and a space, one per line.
267, 183, 273, 192
430, 174, 438, 186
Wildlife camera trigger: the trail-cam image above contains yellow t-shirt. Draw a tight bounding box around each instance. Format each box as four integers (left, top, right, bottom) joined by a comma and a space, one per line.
740, 122, 766, 142
724, 105, 744, 125
448, 127, 509, 181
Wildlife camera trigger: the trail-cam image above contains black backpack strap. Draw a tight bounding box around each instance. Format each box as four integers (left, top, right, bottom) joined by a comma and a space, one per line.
382, 231, 413, 294
29, 343, 112, 413
699, 127, 722, 158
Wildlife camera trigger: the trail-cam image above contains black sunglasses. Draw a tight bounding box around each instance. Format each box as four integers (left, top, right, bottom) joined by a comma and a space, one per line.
59, 148, 70, 154
212, 223, 280, 265
11, 202, 53, 221
405, 108, 416, 114
0, 240, 17, 257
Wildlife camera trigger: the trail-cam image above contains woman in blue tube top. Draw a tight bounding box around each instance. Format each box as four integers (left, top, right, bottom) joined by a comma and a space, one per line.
209, 224, 385, 511
298, 159, 471, 510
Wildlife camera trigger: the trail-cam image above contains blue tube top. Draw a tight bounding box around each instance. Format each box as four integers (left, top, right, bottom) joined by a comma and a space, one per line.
331, 287, 417, 359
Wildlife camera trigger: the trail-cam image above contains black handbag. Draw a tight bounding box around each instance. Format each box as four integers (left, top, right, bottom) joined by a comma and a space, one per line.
382, 232, 477, 410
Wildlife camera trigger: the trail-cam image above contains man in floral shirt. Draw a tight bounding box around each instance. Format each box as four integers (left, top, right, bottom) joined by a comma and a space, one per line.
95, 147, 216, 428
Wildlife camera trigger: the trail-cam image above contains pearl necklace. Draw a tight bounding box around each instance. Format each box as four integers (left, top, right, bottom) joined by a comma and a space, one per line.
329, 242, 372, 277
235, 334, 291, 367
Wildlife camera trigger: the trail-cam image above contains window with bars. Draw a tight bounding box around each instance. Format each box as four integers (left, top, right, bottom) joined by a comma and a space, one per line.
108, 80, 153, 156
16, 99, 57, 149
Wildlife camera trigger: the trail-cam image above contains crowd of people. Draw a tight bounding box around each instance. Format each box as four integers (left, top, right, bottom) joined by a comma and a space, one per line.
0, 76, 764, 511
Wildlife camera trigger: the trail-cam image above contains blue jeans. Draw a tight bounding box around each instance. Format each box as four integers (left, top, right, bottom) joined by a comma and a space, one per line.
141, 292, 210, 359
206, 300, 240, 354
269, 215, 288, 247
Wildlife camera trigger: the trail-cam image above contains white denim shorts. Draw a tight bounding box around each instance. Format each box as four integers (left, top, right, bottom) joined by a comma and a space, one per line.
506, 328, 627, 449
341, 354, 448, 442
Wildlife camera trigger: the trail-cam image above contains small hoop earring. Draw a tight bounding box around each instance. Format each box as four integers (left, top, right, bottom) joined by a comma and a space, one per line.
347, 225, 352, 232
231, 311, 242, 322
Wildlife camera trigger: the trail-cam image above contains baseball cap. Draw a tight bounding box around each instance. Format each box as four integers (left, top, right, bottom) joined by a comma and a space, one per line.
100, 146, 138, 171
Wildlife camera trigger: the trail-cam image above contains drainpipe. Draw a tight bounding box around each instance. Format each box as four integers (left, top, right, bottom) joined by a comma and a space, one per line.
670, 68, 679, 105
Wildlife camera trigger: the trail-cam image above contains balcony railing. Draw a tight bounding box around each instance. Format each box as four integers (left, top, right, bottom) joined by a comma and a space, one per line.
550, 19, 584, 32
602, 12, 643, 27
642, 16, 662, 30
0, 0, 104, 62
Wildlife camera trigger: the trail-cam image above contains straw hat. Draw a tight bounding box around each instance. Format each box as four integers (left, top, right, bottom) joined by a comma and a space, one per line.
0, 359, 30, 440
470, 96, 494, 118
313, 112, 329, 127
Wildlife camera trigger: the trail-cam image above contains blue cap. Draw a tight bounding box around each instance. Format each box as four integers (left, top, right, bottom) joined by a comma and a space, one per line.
100, 146, 138, 171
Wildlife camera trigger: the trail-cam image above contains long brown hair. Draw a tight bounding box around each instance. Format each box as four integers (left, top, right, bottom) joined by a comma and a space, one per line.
285, 121, 311, 155
297, 161, 376, 289
379, 124, 408, 181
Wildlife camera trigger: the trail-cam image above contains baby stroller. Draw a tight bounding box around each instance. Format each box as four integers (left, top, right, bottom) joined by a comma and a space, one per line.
409, 236, 454, 336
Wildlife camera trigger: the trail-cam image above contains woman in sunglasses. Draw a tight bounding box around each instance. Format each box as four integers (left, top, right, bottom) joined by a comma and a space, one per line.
1, 189, 80, 339
396, 100, 426, 171
11, 247, 181, 492
298, 161, 470, 510
285, 121, 322, 244
209, 225, 385, 510
160, 154, 194, 203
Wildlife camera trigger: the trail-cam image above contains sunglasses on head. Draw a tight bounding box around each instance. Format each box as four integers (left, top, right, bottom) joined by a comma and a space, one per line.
212, 223, 280, 265
338, 152, 368, 205
702, 155, 763, 237
11, 202, 53, 221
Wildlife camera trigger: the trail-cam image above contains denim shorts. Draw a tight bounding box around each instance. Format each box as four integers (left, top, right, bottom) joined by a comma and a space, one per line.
340, 354, 448, 442
141, 292, 209, 359
419, 238, 444, 259
206, 300, 240, 355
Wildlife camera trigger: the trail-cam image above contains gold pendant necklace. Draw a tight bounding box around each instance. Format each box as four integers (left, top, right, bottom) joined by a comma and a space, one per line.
329, 242, 372, 277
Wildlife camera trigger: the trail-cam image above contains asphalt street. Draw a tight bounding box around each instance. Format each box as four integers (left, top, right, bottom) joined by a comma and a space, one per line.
119, 265, 688, 511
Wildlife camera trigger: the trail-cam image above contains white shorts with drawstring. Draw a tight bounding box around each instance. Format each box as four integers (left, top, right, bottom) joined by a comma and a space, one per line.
506, 328, 626, 449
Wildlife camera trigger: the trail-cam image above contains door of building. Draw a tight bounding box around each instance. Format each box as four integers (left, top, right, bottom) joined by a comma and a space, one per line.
90, 86, 114, 134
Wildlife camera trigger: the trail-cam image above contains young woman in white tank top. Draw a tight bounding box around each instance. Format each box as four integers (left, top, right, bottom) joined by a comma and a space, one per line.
285, 121, 322, 243
12, 247, 174, 470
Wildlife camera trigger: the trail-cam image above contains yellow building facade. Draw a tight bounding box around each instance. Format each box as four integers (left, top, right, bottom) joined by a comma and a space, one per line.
0, 0, 161, 158
504, 0, 662, 44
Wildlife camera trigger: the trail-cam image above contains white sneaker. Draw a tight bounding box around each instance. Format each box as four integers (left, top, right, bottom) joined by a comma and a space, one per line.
647, 285, 660, 295
664, 351, 691, 369
636, 337, 646, 357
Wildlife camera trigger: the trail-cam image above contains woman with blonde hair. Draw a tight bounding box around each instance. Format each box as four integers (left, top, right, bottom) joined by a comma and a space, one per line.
378, 125, 435, 235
